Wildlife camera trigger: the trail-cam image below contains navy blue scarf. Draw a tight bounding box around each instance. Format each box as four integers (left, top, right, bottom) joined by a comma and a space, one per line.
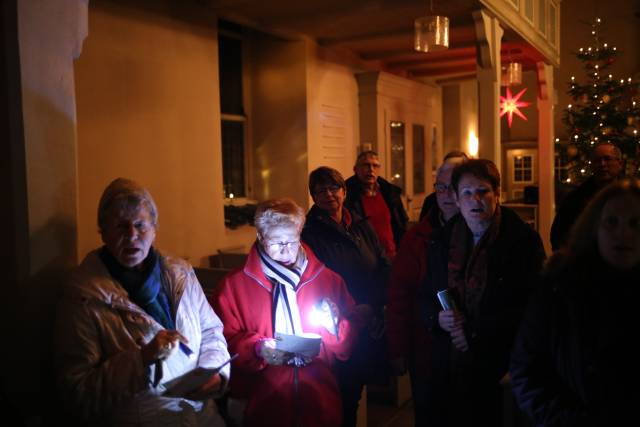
99, 247, 174, 330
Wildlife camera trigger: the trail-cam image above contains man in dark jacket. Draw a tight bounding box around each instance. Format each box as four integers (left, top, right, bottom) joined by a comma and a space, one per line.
550, 142, 623, 250
419, 150, 469, 221
345, 150, 408, 259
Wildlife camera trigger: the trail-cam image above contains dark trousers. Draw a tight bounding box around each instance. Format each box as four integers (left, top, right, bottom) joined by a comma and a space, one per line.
335, 357, 365, 427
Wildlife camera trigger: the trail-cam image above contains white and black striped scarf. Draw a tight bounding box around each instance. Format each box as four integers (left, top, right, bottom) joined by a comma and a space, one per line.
257, 245, 308, 336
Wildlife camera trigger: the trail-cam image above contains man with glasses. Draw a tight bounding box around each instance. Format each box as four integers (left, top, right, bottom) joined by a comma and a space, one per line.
345, 150, 408, 259
550, 142, 624, 250
419, 150, 469, 221
386, 153, 466, 425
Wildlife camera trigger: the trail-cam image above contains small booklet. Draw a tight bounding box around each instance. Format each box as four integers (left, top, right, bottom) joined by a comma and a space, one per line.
162, 354, 237, 397
274, 332, 321, 358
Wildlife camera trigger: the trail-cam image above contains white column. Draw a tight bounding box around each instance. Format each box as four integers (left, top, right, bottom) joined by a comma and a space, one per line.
473, 9, 503, 171
536, 61, 555, 255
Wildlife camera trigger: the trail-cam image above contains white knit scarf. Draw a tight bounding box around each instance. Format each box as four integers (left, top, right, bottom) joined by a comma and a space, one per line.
257, 245, 308, 336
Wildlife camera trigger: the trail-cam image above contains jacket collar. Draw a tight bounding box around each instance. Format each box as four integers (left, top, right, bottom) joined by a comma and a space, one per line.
66, 249, 187, 314
242, 241, 326, 293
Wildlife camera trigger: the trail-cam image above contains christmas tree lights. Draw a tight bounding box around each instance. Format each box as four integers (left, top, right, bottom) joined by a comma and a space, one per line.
558, 18, 640, 183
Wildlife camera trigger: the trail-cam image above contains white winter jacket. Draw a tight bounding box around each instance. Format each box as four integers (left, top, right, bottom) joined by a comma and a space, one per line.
55, 250, 230, 426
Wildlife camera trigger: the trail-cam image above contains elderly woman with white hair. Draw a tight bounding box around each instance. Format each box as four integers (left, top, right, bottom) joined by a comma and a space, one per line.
212, 198, 360, 427
55, 178, 230, 427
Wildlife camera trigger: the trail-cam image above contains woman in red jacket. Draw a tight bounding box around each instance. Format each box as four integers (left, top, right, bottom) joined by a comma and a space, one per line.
212, 198, 361, 427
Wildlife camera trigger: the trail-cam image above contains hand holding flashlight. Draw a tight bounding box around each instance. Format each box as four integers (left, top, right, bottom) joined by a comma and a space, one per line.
309, 298, 340, 338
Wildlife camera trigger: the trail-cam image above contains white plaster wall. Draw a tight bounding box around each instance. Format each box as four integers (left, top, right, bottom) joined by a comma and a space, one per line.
11, 0, 87, 417
249, 34, 308, 207
75, 2, 226, 267
305, 41, 360, 203
19, 0, 84, 273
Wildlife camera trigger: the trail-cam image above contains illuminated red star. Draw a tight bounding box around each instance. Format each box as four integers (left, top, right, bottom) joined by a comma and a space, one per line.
500, 87, 531, 128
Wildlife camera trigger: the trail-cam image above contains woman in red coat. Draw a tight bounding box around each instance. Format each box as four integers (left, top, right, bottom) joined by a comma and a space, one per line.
212, 198, 361, 427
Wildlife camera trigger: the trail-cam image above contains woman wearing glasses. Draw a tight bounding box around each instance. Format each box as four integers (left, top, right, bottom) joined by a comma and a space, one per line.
302, 166, 391, 427
211, 198, 360, 427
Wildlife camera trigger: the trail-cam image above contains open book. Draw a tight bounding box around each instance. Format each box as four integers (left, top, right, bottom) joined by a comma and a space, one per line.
162, 354, 237, 397
274, 332, 321, 358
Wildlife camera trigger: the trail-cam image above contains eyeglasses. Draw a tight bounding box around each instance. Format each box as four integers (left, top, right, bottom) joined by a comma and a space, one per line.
265, 240, 300, 251
434, 182, 453, 193
592, 155, 620, 164
358, 162, 381, 170
314, 185, 342, 195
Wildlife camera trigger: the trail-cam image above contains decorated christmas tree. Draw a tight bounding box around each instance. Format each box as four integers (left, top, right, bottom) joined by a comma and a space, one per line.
558, 18, 639, 184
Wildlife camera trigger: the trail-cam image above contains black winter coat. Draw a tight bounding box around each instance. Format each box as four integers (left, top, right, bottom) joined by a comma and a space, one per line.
345, 176, 409, 247
421, 206, 545, 426
301, 205, 390, 311
510, 254, 640, 427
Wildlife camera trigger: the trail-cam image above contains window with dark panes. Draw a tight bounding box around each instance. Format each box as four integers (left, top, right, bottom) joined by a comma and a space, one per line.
514, 155, 533, 183
218, 23, 246, 198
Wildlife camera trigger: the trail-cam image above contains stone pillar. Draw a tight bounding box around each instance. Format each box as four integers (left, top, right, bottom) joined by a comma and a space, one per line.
3, 0, 88, 422
536, 61, 555, 255
473, 9, 503, 170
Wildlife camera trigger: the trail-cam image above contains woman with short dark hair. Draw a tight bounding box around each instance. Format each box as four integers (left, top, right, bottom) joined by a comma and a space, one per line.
302, 166, 390, 427
421, 159, 545, 427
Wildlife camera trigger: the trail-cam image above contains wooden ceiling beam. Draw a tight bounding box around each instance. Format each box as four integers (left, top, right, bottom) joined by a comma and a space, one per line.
410, 63, 477, 77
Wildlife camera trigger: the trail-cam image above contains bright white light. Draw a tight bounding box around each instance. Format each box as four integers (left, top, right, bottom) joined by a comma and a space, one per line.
580, 169, 586, 173
566, 178, 572, 183
308, 305, 322, 326
467, 130, 479, 158
229, 193, 235, 199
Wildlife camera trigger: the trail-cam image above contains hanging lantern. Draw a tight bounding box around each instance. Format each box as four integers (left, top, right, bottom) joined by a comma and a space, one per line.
502, 62, 522, 86
414, 1, 449, 52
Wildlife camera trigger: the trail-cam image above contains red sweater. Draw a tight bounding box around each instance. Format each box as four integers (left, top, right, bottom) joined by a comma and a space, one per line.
211, 243, 358, 427
361, 191, 397, 259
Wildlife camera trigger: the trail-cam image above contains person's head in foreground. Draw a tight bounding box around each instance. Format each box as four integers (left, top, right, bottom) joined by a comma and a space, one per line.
568, 178, 640, 271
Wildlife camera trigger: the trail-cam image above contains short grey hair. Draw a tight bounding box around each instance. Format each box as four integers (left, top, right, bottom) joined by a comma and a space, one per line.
97, 178, 158, 232
254, 198, 305, 237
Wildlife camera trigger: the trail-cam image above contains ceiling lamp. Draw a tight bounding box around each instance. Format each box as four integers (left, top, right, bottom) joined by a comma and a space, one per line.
414, 0, 449, 52
502, 61, 523, 86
